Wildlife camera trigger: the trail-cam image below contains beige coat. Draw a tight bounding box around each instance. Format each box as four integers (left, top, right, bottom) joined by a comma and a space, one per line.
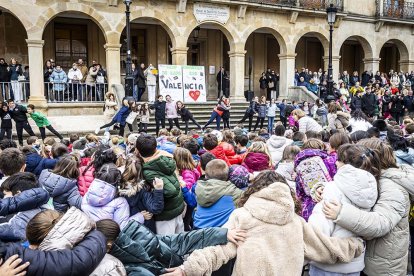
183, 182, 364, 276
39, 207, 126, 276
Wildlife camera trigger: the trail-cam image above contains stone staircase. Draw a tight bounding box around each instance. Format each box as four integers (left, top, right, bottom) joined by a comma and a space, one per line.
17, 101, 281, 140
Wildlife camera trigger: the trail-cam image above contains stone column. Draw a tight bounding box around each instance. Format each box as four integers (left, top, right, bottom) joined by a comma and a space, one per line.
363, 58, 381, 73
104, 43, 122, 87
171, 47, 188, 65
278, 53, 296, 99
323, 56, 341, 83
26, 39, 47, 108
228, 50, 246, 101
400, 60, 414, 73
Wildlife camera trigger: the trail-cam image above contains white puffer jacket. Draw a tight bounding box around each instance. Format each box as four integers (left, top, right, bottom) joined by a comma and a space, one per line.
266, 135, 293, 165
334, 165, 414, 276
309, 165, 378, 274
298, 116, 323, 133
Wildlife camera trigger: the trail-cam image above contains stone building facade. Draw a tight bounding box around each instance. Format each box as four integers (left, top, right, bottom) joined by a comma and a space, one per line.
0, 0, 413, 106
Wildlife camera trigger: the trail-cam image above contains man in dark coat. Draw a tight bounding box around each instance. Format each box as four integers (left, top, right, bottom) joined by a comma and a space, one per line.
0, 58, 10, 101
361, 70, 372, 87
403, 90, 414, 117
361, 87, 378, 118
216, 67, 228, 98
134, 63, 146, 102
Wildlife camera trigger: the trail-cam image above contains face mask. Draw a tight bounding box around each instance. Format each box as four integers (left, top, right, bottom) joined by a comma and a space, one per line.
73, 67, 77, 70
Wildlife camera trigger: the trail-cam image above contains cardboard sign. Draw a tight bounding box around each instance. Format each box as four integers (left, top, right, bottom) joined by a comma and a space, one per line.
158, 65, 184, 101
182, 66, 206, 103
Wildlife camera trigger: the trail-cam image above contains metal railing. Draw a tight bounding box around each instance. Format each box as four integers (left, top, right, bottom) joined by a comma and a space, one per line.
377, 0, 414, 20
233, 0, 343, 11
0, 82, 107, 103
0, 81, 29, 103
45, 82, 107, 103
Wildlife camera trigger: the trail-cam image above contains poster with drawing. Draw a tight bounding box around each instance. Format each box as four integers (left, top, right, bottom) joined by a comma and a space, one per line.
182, 66, 207, 103
158, 65, 184, 101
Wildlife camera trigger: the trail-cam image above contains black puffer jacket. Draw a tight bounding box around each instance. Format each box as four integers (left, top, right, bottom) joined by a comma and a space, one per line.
0, 230, 106, 276
110, 220, 228, 276
0, 63, 10, 82
150, 100, 166, 119
361, 93, 378, 117
9, 104, 29, 123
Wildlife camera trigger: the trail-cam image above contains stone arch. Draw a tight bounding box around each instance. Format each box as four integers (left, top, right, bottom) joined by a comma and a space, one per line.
378, 38, 409, 61
0, 4, 32, 33
337, 35, 374, 59
291, 30, 330, 56
182, 21, 238, 51
114, 10, 180, 49
31, 3, 111, 42
242, 27, 287, 54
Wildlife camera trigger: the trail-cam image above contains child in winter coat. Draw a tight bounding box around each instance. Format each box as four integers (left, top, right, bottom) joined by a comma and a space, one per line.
0, 172, 50, 242
308, 144, 380, 276
275, 145, 301, 192
125, 103, 140, 133
0, 102, 12, 140
176, 101, 202, 134
219, 130, 236, 158
27, 104, 64, 141
103, 92, 118, 132
96, 98, 135, 137
267, 98, 279, 134
228, 164, 251, 189
253, 96, 268, 132
203, 133, 231, 166
139, 102, 151, 133
78, 144, 118, 196
119, 155, 164, 233
174, 147, 201, 231
194, 159, 243, 229
39, 154, 82, 212
241, 141, 272, 174
166, 170, 364, 276
82, 163, 144, 229
25, 208, 125, 276
295, 139, 337, 221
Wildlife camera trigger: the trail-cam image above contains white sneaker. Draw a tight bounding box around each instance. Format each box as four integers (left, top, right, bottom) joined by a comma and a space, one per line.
95, 127, 100, 135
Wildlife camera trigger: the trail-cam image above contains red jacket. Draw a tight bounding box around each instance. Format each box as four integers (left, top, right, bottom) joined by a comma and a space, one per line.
220, 142, 236, 157
209, 145, 231, 166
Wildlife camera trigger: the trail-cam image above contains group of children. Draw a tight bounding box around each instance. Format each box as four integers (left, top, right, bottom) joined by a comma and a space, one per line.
0, 105, 414, 275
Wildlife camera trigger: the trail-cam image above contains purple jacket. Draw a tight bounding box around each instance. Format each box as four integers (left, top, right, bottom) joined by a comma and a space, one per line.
81, 178, 144, 229
241, 152, 271, 173
294, 149, 336, 221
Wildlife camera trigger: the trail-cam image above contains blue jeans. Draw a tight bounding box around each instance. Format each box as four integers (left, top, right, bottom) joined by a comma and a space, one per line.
133, 85, 138, 101
309, 265, 360, 276
267, 116, 275, 134
203, 111, 221, 130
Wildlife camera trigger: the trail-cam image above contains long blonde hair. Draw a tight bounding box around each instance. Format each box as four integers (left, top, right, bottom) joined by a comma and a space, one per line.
174, 147, 195, 171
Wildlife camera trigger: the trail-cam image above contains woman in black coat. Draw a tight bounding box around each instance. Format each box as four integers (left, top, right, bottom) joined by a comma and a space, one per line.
390, 93, 405, 124
238, 96, 259, 132
176, 101, 201, 134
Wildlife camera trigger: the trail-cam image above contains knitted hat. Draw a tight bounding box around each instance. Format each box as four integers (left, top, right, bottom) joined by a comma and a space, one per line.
127, 133, 140, 146
211, 130, 223, 143
228, 165, 250, 189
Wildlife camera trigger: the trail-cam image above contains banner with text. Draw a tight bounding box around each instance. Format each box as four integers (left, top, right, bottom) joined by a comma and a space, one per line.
182, 66, 207, 103
158, 65, 184, 101
158, 65, 206, 103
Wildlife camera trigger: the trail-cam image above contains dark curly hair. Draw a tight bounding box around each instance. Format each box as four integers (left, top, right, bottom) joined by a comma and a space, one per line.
238, 170, 301, 215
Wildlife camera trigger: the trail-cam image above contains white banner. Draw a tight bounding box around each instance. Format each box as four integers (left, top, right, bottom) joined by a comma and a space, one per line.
158, 65, 184, 101
182, 66, 207, 103
193, 3, 230, 25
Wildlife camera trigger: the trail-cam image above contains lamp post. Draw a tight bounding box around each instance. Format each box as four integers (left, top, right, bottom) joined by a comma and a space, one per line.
325, 3, 337, 103
124, 0, 133, 97
193, 26, 200, 42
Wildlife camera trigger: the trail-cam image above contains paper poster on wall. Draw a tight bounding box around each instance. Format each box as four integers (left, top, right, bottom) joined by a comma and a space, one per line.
182, 66, 207, 103
158, 65, 184, 101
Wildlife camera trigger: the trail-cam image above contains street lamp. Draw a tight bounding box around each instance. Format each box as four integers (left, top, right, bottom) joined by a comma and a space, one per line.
124, 0, 134, 97
193, 26, 201, 42
325, 3, 337, 103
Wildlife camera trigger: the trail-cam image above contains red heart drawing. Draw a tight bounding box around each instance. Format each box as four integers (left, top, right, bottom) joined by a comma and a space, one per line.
189, 90, 200, 101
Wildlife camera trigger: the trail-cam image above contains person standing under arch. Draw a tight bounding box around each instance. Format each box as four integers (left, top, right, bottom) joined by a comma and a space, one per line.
216, 67, 228, 98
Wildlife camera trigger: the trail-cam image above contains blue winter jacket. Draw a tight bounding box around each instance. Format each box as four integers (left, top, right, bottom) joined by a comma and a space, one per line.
0, 188, 49, 242
113, 106, 131, 126
0, 230, 106, 276
25, 153, 57, 176
0, 188, 49, 216
39, 170, 82, 212
194, 196, 236, 229
49, 69, 67, 91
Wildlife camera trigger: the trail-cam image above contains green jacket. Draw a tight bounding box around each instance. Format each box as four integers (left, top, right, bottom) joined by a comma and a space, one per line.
110, 220, 228, 276
143, 155, 184, 221
196, 179, 243, 207
29, 111, 50, 127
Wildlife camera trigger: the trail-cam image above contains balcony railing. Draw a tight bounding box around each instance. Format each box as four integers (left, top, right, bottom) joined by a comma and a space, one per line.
234, 0, 344, 11
377, 0, 414, 21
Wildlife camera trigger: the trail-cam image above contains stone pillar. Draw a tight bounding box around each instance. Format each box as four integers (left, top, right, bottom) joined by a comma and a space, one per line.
278, 53, 296, 99
228, 50, 246, 101
26, 39, 47, 108
363, 58, 381, 73
104, 43, 122, 87
399, 60, 414, 73
323, 56, 341, 83
171, 47, 188, 65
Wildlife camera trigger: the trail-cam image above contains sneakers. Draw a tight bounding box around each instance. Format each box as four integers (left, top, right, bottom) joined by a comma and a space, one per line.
95, 127, 100, 135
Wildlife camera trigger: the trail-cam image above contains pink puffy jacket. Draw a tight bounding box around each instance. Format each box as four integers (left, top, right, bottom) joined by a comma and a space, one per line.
181, 169, 201, 190
78, 165, 95, 196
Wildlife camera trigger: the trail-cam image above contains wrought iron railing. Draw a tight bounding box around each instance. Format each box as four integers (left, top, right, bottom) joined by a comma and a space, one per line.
377, 0, 414, 20
0, 81, 30, 103
233, 0, 343, 11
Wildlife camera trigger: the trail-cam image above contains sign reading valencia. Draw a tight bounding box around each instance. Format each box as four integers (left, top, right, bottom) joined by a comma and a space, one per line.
193, 3, 230, 25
